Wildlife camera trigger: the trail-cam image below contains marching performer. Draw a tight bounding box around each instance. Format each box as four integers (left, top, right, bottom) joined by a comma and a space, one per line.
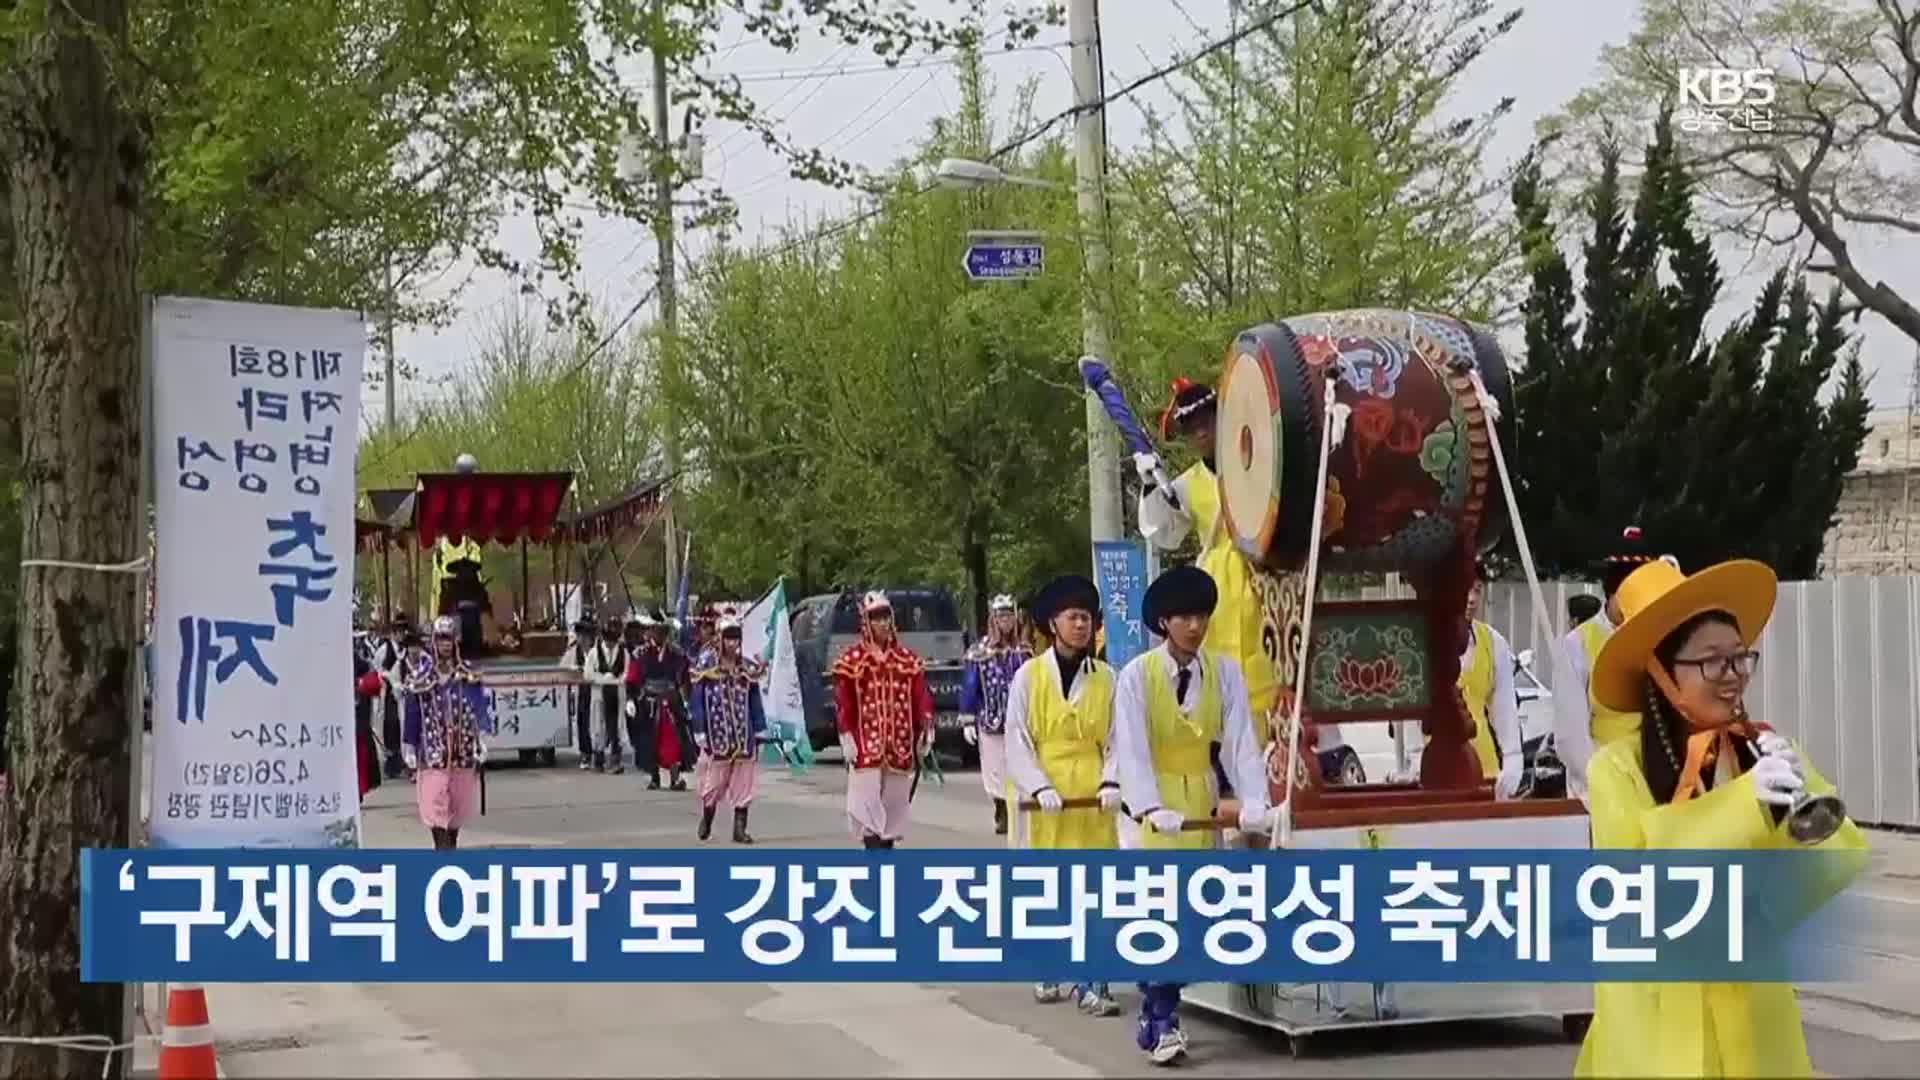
834, 592, 934, 849
374, 615, 413, 779
400, 616, 493, 850
1135, 378, 1280, 749
959, 594, 1031, 835
1112, 565, 1278, 1065
1578, 556, 1867, 1078
585, 617, 628, 774
1554, 526, 1659, 799
1455, 563, 1525, 799
631, 609, 694, 791
1004, 575, 1121, 1015
559, 615, 598, 770
690, 615, 767, 844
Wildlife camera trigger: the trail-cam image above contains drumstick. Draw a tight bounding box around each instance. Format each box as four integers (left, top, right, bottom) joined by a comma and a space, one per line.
1013, 796, 1235, 832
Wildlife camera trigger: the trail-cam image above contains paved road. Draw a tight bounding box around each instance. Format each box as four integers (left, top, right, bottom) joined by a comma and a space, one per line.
185, 750, 1920, 1078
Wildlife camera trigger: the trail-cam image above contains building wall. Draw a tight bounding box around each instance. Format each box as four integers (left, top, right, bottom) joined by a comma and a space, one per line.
1826, 409, 1920, 575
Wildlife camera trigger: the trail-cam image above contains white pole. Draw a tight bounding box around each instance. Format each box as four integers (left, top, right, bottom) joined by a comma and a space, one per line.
1070, 0, 1122, 547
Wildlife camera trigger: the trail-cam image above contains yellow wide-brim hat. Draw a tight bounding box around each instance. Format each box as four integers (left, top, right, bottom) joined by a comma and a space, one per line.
1590, 558, 1777, 713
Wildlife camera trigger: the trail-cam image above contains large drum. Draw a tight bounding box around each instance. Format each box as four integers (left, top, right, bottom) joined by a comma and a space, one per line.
1216, 309, 1515, 574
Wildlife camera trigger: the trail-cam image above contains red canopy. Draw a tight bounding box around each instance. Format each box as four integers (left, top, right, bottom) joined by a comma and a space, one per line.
559, 477, 670, 543
412, 471, 575, 548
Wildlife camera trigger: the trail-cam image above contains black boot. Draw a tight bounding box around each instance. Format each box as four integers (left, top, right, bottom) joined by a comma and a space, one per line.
733, 807, 754, 844
698, 805, 717, 841
647, 769, 662, 791
445, 829, 460, 850
878, 838, 897, 849
429, 827, 449, 850
862, 835, 884, 850
993, 798, 1008, 835
670, 767, 688, 792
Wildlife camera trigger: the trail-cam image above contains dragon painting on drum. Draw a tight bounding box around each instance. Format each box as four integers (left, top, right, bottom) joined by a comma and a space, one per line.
1213, 309, 1516, 809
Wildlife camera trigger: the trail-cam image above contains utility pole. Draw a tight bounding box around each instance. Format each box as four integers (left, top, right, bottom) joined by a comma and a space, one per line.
383, 255, 397, 432
653, 0, 681, 606
1070, 0, 1123, 549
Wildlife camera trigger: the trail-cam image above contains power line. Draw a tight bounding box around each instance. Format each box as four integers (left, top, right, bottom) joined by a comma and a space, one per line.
988, 0, 1314, 163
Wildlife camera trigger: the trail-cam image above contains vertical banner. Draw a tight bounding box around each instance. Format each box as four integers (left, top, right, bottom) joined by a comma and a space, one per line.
743, 580, 811, 771
149, 297, 367, 848
1093, 540, 1151, 670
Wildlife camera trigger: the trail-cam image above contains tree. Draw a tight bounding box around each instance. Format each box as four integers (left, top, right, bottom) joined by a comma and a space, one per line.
1113, 0, 1525, 401
0, 0, 147, 1074
1544, 0, 1920, 352
1511, 112, 1871, 579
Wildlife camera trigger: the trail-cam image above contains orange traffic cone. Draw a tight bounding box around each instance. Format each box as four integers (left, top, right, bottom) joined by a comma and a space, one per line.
157, 983, 218, 1080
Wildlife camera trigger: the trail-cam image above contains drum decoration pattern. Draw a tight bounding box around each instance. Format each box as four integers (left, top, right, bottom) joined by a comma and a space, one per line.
1212, 309, 1515, 809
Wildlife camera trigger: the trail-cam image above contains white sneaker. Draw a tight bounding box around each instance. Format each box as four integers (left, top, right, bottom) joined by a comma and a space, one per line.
1077, 988, 1120, 1016
1033, 983, 1065, 1004
1149, 1029, 1188, 1065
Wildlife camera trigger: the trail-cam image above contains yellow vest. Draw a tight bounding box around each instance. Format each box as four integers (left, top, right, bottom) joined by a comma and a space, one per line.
1137, 651, 1222, 851
1578, 618, 1641, 747
1179, 464, 1277, 742
1018, 655, 1117, 850
1458, 621, 1499, 775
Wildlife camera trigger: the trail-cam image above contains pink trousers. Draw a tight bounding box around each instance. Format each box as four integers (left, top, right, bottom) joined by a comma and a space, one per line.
700, 756, 758, 809
846, 767, 913, 841
416, 768, 480, 830
978, 733, 1008, 800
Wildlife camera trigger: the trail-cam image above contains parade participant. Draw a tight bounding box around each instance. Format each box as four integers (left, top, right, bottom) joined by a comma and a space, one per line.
1112, 565, 1277, 1065
631, 608, 694, 791
585, 617, 628, 774
400, 616, 493, 850
1567, 593, 1602, 631
1454, 564, 1525, 799
1578, 557, 1867, 1078
353, 646, 384, 802
690, 616, 767, 843
834, 592, 934, 849
1554, 526, 1660, 799
374, 615, 412, 779
1003, 575, 1121, 1015
1135, 379, 1279, 746
559, 615, 598, 770
959, 594, 1031, 835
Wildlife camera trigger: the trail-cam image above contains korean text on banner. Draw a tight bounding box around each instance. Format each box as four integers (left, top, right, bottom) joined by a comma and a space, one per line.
1094, 541, 1150, 669
149, 297, 367, 848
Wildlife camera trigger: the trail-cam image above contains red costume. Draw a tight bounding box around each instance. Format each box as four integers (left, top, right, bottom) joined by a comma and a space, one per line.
833, 630, 934, 771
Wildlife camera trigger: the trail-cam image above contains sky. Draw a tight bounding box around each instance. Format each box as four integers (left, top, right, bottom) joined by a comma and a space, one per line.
379, 0, 1920, 442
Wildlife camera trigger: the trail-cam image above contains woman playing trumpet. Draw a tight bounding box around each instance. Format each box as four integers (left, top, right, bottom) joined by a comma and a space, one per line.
1578, 558, 1868, 1078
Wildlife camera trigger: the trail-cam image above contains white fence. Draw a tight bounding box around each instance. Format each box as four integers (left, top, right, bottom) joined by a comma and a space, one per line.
1334, 574, 1920, 829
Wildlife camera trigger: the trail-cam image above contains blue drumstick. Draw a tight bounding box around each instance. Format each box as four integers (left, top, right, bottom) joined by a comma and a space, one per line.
1077, 356, 1182, 512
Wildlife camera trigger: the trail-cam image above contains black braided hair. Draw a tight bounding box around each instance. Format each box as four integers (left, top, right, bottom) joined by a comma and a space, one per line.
1639, 609, 1741, 803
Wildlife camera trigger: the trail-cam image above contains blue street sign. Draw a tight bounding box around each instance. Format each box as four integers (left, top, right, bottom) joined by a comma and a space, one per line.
962, 241, 1044, 281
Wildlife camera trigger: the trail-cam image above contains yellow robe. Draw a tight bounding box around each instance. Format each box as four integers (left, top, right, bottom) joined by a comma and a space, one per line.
1578, 618, 1641, 748
1577, 737, 1869, 1079
1017, 656, 1118, 850
1180, 463, 1277, 743
1459, 620, 1499, 775
1136, 652, 1223, 851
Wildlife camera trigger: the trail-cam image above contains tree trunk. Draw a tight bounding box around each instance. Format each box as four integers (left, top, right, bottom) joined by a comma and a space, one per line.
963, 514, 989, 637
0, 0, 146, 1075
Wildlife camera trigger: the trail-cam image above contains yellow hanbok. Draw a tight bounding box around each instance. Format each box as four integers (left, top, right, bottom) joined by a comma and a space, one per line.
1459, 620, 1499, 775
1006, 654, 1118, 850
1577, 736, 1868, 1078
1133, 651, 1223, 851
1577, 618, 1641, 749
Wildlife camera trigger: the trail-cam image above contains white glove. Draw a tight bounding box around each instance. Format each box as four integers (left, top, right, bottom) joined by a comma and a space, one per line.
1750, 753, 1804, 808
961, 721, 978, 746
1756, 732, 1801, 774
1098, 785, 1122, 812
1132, 451, 1162, 484
1146, 808, 1185, 835
839, 733, 858, 763
694, 733, 709, 752
1495, 753, 1525, 800
475, 741, 488, 765
1237, 801, 1273, 833
624, 699, 637, 720
402, 746, 417, 769
1036, 789, 1064, 813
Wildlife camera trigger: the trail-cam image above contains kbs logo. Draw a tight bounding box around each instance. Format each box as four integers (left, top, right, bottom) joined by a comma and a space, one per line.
1676, 68, 1776, 134
1677, 67, 1776, 107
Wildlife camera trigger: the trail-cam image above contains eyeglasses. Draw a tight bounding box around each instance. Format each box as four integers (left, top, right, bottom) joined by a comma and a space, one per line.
1672, 650, 1759, 681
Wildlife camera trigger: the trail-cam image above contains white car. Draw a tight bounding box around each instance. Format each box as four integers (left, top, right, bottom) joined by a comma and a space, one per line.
1327, 649, 1557, 786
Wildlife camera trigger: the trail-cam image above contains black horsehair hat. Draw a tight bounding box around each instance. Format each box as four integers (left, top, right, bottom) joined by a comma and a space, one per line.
1142, 564, 1219, 634
1032, 575, 1103, 632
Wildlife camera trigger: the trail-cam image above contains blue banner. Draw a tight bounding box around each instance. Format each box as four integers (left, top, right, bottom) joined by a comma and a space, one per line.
1093, 540, 1150, 670
82, 849, 1865, 985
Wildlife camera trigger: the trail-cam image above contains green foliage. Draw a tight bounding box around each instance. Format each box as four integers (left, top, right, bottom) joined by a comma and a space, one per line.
1510, 112, 1871, 579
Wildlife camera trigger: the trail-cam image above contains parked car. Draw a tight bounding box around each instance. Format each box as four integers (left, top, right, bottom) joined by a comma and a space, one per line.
790, 589, 971, 761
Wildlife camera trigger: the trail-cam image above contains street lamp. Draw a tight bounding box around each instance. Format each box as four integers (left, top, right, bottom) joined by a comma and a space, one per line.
932, 157, 1063, 192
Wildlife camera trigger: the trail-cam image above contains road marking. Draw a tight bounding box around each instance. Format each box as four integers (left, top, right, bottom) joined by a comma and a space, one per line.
1852, 888, 1920, 908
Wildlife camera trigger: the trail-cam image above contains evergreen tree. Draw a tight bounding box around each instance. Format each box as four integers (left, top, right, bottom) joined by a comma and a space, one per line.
1511, 112, 1870, 579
